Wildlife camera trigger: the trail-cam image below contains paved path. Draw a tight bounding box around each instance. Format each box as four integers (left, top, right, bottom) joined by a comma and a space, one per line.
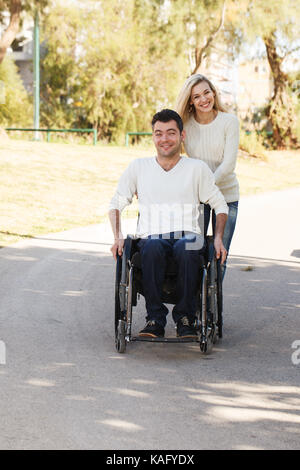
0, 188, 299, 450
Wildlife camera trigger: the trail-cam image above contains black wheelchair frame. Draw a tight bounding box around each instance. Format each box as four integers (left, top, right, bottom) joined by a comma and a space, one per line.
114, 234, 223, 354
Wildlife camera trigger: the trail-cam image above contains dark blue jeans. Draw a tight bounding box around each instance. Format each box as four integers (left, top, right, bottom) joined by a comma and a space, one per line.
204, 201, 238, 279
137, 232, 205, 327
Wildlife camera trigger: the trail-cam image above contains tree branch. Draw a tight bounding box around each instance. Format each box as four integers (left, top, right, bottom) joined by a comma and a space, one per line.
192, 0, 226, 74
282, 45, 300, 61
0, 0, 22, 64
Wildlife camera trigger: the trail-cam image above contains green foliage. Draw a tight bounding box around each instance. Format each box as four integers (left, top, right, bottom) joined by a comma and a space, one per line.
23, 0, 300, 148
40, 0, 188, 142
288, 70, 300, 144
239, 130, 268, 159
170, 1, 226, 51
0, 0, 49, 16
0, 56, 32, 126
228, 0, 300, 148
40, 6, 80, 129
295, 105, 300, 143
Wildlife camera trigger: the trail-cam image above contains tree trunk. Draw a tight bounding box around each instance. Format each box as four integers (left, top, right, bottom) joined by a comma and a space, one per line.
264, 33, 298, 149
192, 0, 226, 74
0, 0, 22, 65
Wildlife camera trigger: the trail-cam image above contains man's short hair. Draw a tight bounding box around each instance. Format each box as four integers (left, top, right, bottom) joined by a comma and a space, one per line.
151, 109, 183, 133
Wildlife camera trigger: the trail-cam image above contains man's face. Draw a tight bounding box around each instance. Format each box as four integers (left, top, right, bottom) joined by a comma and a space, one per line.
152, 120, 185, 159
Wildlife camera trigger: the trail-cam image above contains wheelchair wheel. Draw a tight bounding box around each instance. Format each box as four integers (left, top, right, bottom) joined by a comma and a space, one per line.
114, 252, 128, 353
116, 319, 126, 353
208, 254, 218, 345
199, 268, 213, 354
216, 258, 223, 339
114, 245, 134, 353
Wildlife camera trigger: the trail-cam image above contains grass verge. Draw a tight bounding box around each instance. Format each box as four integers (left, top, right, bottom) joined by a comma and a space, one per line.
0, 139, 299, 246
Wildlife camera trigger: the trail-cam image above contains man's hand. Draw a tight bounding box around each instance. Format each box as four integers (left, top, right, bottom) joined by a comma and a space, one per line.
214, 235, 227, 265
111, 238, 125, 260
109, 209, 124, 260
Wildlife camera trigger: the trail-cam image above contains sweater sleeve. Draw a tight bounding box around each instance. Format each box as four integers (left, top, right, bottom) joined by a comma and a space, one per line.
108, 160, 137, 212
214, 115, 239, 185
198, 162, 228, 215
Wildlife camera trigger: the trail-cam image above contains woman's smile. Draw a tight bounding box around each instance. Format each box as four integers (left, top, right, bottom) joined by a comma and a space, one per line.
190, 81, 215, 115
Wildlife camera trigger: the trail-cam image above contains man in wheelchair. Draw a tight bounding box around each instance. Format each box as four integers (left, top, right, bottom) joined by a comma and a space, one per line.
109, 109, 228, 339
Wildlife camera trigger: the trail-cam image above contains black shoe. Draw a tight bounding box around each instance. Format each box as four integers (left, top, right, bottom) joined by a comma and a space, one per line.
139, 320, 165, 338
176, 316, 198, 338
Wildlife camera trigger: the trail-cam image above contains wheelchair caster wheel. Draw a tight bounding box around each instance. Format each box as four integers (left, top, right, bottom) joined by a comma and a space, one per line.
212, 327, 218, 344
200, 336, 213, 354
115, 320, 126, 353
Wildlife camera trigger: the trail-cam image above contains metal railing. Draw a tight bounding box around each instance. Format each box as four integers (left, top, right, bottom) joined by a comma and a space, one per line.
5, 128, 97, 145
125, 131, 152, 146
245, 130, 273, 136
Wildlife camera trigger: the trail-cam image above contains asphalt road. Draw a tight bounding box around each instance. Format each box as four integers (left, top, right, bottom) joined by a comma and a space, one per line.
0, 188, 299, 450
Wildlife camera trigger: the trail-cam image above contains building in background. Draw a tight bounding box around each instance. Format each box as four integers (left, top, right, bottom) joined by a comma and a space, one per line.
198, 45, 274, 131
10, 32, 34, 94
237, 58, 273, 120
0, 12, 34, 93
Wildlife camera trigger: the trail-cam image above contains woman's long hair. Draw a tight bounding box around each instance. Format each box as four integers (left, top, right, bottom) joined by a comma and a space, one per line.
175, 74, 227, 124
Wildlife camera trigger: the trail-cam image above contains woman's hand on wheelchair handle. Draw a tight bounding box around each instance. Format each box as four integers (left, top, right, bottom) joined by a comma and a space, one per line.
214, 236, 227, 264
111, 238, 125, 260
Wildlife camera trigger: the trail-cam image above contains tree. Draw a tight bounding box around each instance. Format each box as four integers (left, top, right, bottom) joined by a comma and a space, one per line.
0, 55, 32, 126
39, 4, 80, 129
40, 0, 187, 142
0, 0, 49, 64
264, 31, 299, 148
231, 0, 300, 148
0, 0, 21, 64
191, 0, 227, 74
167, 0, 228, 74
168, 0, 300, 148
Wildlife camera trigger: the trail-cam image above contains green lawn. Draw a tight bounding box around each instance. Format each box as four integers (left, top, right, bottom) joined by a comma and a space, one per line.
0, 139, 299, 246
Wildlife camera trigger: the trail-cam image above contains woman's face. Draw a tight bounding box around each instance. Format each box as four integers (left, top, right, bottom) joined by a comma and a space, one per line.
190, 81, 215, 114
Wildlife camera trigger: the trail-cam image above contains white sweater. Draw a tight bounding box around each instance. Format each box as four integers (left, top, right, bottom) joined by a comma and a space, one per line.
184, 112, 240, 202
109, 156, 228, 238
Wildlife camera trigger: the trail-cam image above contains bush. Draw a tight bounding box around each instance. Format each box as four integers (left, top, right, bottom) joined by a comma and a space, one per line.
239, 130, 268, 160
0, 56, 32, 127
294, 101, 300, 144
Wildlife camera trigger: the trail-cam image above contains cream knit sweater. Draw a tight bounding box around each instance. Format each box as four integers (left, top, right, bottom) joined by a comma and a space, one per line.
109, 157, 228, 238
184, 112, 240, 202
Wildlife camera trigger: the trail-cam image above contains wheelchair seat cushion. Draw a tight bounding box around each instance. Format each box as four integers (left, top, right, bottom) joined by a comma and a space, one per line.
131, 251, 178, 275
131, 251, 205, 274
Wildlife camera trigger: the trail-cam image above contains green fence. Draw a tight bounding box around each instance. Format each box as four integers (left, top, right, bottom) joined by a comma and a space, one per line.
245, 130, 273, 136
125, 132, 152, 146
5, 128, 97, 145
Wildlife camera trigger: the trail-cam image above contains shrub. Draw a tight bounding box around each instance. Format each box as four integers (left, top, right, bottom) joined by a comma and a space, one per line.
0, 56, 33, 127
239, 130, 268, 160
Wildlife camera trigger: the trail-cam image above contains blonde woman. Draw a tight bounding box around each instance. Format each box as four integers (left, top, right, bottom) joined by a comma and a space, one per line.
176, 74, 239, 279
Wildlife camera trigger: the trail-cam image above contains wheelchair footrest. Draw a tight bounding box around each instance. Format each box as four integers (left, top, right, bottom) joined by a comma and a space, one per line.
131, 336, 199, 343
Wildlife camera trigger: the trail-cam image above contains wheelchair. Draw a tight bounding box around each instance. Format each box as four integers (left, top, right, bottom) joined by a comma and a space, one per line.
114, 234, 223, 354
